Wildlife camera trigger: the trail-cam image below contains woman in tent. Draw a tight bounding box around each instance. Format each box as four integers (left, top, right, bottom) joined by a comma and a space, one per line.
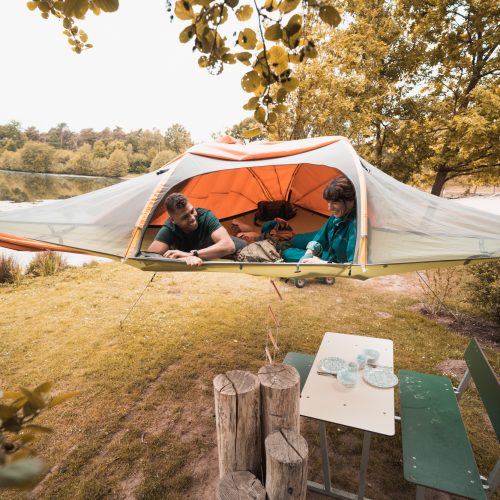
275, 176, 357, 264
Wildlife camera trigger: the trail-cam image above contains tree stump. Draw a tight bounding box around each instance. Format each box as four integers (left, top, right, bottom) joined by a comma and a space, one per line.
258, 363, 300, 442
217, 471, 266, 500
214, 370, 261, 478
265, 429, 308, 500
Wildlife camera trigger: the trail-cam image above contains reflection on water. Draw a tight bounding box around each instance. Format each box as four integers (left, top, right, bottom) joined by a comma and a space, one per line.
0, 170, 122, 202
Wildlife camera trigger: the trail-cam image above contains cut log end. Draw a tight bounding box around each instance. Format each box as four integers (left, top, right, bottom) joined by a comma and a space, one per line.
258, 364, 300, 390
217, 471, 266, 500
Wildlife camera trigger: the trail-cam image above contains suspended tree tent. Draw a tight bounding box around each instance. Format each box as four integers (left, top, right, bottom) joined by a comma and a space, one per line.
0, 136, 498, 280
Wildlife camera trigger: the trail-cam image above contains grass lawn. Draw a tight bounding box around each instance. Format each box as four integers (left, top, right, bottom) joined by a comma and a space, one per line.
0, 263, 498, 499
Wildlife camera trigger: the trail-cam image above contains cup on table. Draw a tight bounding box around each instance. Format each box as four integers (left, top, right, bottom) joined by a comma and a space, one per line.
363, 348, 380, 365
356, 354, 367, 369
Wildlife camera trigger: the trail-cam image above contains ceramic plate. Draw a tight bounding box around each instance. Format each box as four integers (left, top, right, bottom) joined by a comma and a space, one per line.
318, 357, 347, 375
363, 367, 398, 388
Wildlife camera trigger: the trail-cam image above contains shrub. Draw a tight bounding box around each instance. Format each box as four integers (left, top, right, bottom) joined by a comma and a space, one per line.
0, 254, 22, 284
26, 251, 68, 277
0, 150, 21, 171
467, 262, 500, 324
67, 144, 94, 175
417, 267, 466, 318
18, 142, 55, 173
107, 149, 129, 177
151, 149, 176, 171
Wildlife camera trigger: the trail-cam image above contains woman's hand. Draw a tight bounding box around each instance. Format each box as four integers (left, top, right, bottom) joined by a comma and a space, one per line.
301, 255, 325, 264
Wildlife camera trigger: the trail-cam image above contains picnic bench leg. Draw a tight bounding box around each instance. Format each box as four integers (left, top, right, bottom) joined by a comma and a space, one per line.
455, 369, 471, 401
357, 431, 371, 500
416, 485, 425, 500
319, 420, 333, 493
486, 459, 500, 498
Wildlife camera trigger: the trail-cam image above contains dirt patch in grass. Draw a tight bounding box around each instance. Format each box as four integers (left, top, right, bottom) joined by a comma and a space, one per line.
413, 305, 499, 349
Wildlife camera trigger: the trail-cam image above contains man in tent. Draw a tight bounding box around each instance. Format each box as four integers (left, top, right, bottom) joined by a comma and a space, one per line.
147, 193, 245, 266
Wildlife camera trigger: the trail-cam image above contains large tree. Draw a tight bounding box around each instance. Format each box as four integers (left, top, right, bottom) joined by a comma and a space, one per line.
279, 0, 499, 192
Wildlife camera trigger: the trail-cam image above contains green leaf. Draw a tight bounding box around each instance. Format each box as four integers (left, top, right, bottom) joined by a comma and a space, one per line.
281, 77, 299, 92
33, 381, 53, 396
20, 388, 45, 410
179, 25, 195, 43
93, 0, 119, 12
0, 458, 48, 488
264, 24, 282, 41
0, 404, 17, 421
174, 0, 194, 20
241, 71, 261, 92
23, 424, 53, 434
319, 5, 341, 27
222, 53, 236, 64
242, 127, 262, 138
274, 103, 288, 113
267, 45, 288, 75
235, 51, 252, 65
235, 5, 253, 21
279, 0, 300, 14
254, 106, 266, 123
48, 391, 80, 408
276, 87, 288, 102
268, 111, 278, 123
238, 28, 257, 50
243, 96, 260, 110
226, 0, 239, 7
263, 0, 278, 11
26, 2, 38, 12
2, 390, 22, 401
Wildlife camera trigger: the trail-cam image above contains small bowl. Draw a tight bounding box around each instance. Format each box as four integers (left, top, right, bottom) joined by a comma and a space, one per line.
363, 348, 380, 364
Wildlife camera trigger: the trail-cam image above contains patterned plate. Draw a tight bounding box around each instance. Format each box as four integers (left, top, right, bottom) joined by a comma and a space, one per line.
363, 367, 398, 388
318, 357, 347, 375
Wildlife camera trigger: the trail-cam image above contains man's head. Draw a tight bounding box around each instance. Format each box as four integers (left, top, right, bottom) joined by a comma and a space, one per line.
165, 193, 198, 232
323, 176, 356, 219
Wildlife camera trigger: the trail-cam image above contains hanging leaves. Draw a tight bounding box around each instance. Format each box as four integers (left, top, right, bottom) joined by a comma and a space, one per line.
238, 28, 257, 50
25, 0, 343, 132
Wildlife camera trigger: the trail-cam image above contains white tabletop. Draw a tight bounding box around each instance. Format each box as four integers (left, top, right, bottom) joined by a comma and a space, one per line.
300, 332, 395, 436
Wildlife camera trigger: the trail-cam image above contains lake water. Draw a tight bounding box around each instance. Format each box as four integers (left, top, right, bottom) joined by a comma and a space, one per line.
0, 170, 123, 268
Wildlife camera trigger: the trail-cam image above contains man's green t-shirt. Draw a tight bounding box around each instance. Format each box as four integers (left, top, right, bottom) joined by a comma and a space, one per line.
154, 208, 222, 252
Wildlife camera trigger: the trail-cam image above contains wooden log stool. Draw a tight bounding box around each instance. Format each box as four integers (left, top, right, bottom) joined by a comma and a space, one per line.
258, 363, 300, 442
213, 370, 261, 477
265, 429, 308, 500
217, 471, 266, 500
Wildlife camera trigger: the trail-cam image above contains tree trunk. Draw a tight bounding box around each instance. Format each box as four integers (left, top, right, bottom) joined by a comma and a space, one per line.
431, 168, 449, 196
213, 370, 261, 478
265, 429, 308, 500
258, 364, 300, 443
217, 471, 266, 500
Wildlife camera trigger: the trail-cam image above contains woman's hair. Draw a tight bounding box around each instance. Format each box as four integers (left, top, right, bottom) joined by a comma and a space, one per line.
323, 176, 356, 203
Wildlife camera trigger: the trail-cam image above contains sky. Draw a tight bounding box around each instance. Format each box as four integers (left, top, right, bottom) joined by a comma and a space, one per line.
0, 1, 249, 142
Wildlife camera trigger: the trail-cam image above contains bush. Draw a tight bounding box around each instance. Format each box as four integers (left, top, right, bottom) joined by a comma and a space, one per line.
151, 149, 176, 171
67, 144, 94, 175
0, 150, 21, 171
107, 149, 129, 177
26, 251, 68, 277
467, 262, 500, 323
0, 254, 22, 284
417, 267, 466, 318
19, 142, 55, 173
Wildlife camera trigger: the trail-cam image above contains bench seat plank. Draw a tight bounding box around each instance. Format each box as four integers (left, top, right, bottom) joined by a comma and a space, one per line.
283, 352, 315, 393
399, 370, 486, 499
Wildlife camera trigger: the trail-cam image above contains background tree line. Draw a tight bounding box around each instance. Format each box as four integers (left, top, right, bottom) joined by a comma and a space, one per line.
0, 122, 193, 178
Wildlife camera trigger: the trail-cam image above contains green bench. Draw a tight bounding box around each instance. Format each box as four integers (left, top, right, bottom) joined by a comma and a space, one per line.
400, 338, 499, 499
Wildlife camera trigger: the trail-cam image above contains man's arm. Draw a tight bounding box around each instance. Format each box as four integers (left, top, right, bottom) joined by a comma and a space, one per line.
196, 226, 236, 260
147, 240, 169, 255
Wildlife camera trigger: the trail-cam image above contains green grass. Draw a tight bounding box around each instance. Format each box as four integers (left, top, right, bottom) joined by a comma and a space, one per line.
0, 263, 498, 499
